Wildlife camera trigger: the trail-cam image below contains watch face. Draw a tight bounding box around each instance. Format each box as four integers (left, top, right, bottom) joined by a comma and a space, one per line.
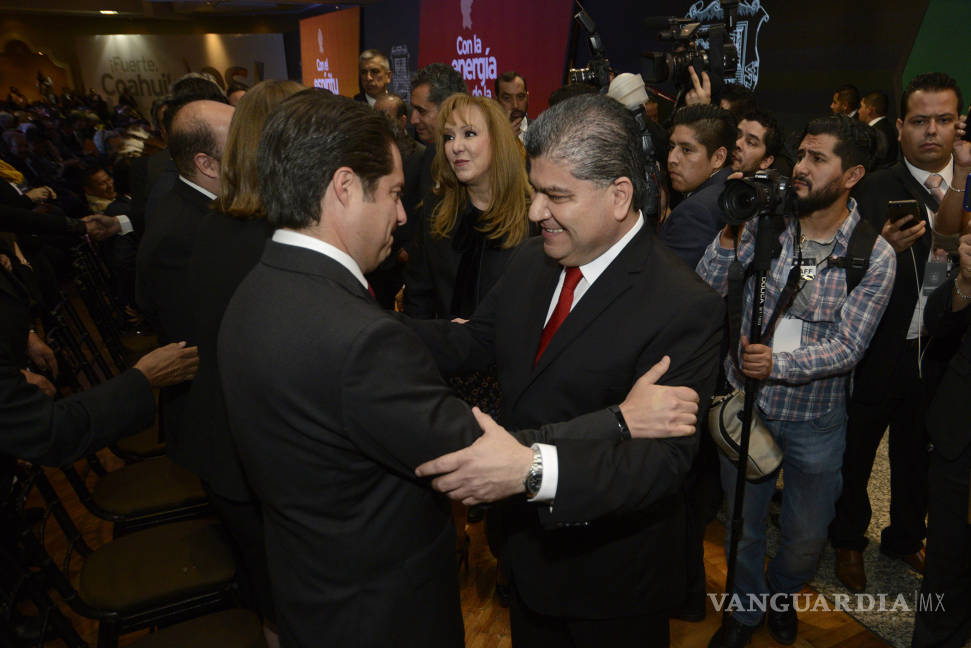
526, 472, 542, 495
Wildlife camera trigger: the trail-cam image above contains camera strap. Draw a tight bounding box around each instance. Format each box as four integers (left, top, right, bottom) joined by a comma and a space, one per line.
827, 219, 878, 295
726, 261, 802, 372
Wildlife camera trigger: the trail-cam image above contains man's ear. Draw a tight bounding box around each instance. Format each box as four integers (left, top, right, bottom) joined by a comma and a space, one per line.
611, 176, 634, 220
194, 152, 219, 180
758, 155, 775, 171
711, 146, 729, 170
843, 164, 865, 191
332, 167, 356, 208
896, 118, 904, 142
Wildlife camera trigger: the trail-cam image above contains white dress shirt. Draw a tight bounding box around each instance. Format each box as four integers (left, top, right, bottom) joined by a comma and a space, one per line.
271, 229, 369, 289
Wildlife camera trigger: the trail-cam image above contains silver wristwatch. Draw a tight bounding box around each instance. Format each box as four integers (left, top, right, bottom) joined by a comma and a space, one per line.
523, 445, 543, 498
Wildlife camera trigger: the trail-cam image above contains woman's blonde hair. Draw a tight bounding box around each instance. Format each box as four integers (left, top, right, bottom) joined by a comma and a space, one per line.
216, 79, 304, 220
430, 94, 531, 248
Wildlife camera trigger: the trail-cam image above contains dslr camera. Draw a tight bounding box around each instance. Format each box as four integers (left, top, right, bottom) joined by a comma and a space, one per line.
718, 170, 796, 226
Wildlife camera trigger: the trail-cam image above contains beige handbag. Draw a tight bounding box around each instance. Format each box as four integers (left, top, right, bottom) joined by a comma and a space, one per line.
709, 390, 782, 481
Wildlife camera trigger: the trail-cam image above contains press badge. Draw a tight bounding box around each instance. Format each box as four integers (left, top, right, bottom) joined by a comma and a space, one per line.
772, 317, 803, 353
921, 249, 951, 297
799, 258, 817, 281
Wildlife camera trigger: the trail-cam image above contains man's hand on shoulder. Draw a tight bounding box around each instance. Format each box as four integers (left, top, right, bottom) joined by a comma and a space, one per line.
415, 407, 533, 506
620, 355, 699, 439
133, 342, 199, 387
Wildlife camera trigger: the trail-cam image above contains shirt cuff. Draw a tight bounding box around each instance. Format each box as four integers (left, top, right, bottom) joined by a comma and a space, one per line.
528, 443, 558, 502
116, 214, 134, 235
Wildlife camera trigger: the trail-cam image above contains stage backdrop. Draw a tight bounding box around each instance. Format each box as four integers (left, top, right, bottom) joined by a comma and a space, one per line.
299, 7, 360, 97
417, 0, 574, 116
76, 33, 286, 117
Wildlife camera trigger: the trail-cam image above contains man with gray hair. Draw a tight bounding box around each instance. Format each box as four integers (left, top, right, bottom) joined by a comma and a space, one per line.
410, 94, 724, 646
354, 49, 392, 106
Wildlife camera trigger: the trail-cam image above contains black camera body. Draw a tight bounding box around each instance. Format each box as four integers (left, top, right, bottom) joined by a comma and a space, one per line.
643, 20, 739, 97
719, 170, 796, 226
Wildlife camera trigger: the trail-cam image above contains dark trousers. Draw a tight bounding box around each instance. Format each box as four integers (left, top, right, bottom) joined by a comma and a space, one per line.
203, 483, 276, 625
683, 431, 723, 603
509, 587, 669, 648
912, 444, 971, 648
830, 343, 928, 554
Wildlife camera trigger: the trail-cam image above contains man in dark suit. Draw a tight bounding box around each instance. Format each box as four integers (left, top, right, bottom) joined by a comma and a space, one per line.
830, 72, 964, 592
218, 91, 702, 648
913, 229, 971, 648
353, 49, 391, 106
412, 94, 725, 647
660, 104, 737, 268
858, 91, 900, 169
135, 98, 234, 464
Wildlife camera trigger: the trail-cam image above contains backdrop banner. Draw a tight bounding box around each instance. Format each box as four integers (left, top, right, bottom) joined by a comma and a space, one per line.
299, 7, 360, 97
418, 0, 573, 116
76, 33, 287, 117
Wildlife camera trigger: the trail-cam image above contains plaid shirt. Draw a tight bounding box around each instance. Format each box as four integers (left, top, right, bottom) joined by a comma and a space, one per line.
696, 199, 896, 421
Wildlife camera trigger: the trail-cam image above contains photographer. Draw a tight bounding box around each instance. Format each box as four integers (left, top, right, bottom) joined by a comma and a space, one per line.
660, 104, 736, 267
697, 115, 896, 647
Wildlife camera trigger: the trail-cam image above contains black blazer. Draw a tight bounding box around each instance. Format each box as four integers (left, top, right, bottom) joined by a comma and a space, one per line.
851, 161, 939, 403
659, 167, 732, 269
870, 117, 900, 169
135, 178, 212, 453
183, 211, 272, 500
408, 224, 725, 618
923, 276, 971, 460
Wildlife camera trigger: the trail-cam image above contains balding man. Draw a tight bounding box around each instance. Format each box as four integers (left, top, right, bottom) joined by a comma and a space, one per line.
136, 99, 234, 457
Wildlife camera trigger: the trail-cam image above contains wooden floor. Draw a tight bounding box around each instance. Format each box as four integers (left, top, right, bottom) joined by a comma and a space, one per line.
27, 451, 892, 648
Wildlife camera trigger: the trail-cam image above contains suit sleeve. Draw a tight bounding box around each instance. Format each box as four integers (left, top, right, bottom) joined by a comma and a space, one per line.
537, 286, 725, 526
0, 367, 156, 466
339, 318, 484, 478
401, 207, 439, 319
659, 200, 721, 269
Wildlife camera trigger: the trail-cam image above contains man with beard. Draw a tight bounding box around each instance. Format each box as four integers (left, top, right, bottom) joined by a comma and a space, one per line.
495, 70, 529, 141
731, 110, 781, 176
697, 114, 896, 648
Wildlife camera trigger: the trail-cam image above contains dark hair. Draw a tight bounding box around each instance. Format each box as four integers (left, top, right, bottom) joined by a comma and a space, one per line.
800, 114, 875, 171
410, 63, 467, 105
720, 84, 757, 119
670, 104, 737, 158
740, 110, 782, 158
168, 102, 221, 178
161, 74, 228, 134
226, 80, 250, 97
548, 82, 599, 106
834, 84, 860, 111
257, 90, 395, 229
494, 70, 527, 96
525, 94, 646, 213
82, 165, 108, 187
899, 72, 963, 119
861, 91, 889, 117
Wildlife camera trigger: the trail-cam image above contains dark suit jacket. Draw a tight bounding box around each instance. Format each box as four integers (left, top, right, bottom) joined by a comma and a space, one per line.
659, 167, 732, 268
870, 116, 900, 170
217, 241, 478, 647
850, 161, 939, 403
135, 178, 211, 455
183, 212, 272, 500
408, 224, 725, 618
129, 150, 176, 237
923, 276, 971, 460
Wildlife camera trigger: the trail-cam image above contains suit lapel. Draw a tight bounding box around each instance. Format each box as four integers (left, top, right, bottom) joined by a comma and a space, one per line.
507, 227, 649, 409
260, 240, 373, 302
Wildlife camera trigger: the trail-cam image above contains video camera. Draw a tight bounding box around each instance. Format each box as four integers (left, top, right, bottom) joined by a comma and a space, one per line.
718, 170, 796, 226
642, 1, 740, 104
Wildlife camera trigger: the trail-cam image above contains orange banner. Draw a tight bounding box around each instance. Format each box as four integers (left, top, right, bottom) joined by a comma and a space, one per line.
300, 7, 360, 97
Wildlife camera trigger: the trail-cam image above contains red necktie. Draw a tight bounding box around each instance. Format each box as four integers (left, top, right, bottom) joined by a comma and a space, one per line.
366, 282, 376, 299
534, 267, 583, 365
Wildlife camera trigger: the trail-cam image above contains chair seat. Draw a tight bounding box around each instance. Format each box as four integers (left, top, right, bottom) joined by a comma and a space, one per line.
114, 424, 166, 459
92, 457, 206, 516
129, 609, 266, 648
79, 519, 235, 613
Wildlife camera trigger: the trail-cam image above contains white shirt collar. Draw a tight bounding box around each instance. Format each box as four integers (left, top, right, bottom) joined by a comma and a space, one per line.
577, 212, 644, 286
868, 116, 885, 127
179, 175, 217, 200
904, 154, 954, 190
271, 229, 369, 289
365, 93, 377, 107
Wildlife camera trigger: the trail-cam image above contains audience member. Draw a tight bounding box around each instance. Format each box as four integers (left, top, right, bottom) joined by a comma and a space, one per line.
698, 114, 895, 647
719, 83, 758, 120
858, 91, 899, 168
226, 79, 249, 106
830, 72, 963, 592
831, 83, 860, 117
732, 110, 781, 175
494, 70, 529, 141
355, 49, 392, 106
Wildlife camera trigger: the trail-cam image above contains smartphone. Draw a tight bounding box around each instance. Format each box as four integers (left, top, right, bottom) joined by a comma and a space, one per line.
887, 199, 921, 230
